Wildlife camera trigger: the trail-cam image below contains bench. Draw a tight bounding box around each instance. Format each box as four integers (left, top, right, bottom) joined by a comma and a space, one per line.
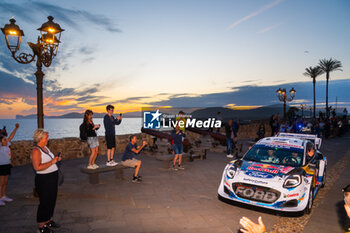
80, 164, 129, 184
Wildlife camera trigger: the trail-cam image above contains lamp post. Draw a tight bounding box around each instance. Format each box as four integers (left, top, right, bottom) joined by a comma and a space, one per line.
300, 104, 307, 119
276, 88, 296, 120
1, 16, 64, 128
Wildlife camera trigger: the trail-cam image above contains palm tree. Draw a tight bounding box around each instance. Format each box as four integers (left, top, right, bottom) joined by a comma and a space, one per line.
303, 66, 324, 119
319, 58, 342, 118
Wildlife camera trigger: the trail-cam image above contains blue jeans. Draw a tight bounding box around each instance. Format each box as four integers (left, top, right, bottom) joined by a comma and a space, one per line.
173, 144, 183, 155
226, 138, 233, 155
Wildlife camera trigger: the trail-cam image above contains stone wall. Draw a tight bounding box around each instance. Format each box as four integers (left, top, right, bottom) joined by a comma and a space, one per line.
10, 134, 153, 167
10, 123, 268, 166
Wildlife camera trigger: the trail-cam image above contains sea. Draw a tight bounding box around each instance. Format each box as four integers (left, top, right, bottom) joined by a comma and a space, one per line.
0, 118, 142, 141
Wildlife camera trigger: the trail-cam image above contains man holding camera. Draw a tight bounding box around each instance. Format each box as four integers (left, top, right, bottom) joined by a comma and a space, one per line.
121, 135, 147, 183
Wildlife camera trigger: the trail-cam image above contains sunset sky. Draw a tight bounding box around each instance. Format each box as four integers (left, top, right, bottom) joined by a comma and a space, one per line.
0, 0, 349, 118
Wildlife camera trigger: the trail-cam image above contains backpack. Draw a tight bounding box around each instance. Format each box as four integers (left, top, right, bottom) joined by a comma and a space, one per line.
79, 123, 88, 142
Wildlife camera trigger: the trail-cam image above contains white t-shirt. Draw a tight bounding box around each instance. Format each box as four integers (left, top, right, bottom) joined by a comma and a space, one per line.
0, 142, 11, 165
35, 146, 58, 174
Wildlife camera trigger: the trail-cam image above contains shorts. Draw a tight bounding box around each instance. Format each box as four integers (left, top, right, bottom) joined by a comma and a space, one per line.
0, 164, 12, 176
173, 144, 183, 155
122, 158, 139, 168
105, 135, 116, 149
87, 137, 99, 149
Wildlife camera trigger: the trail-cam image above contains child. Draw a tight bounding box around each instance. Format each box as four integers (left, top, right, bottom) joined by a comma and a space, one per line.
0, 123, 19, 206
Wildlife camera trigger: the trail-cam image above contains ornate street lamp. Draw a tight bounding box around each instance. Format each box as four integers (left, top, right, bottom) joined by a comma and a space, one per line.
276, 88, 296, 120
1, 16, 64, 128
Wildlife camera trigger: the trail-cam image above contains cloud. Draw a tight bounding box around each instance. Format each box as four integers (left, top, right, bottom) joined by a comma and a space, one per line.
226, 0, 283, 30
147, 79, 350, 108
0, 1, 122, 33
258, 22, 284, 34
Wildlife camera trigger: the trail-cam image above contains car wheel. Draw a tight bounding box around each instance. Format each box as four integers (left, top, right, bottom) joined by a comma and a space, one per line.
304, 189, 314, 214
321, 166, 326, 188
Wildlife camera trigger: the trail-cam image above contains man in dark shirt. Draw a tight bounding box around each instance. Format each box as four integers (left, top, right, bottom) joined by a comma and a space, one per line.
103, 105, 122, 166
121, 135, 147, 183
171, 125, 186, 170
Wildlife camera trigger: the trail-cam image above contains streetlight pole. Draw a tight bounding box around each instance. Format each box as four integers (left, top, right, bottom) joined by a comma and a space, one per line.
300, 104, 306, 119
1, 16, 64, 129
276, 88, 296, 120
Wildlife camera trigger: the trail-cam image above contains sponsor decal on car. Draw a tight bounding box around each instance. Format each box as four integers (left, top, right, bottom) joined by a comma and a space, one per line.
279, 166, 294, 174
243, 178, 268, 185
245, 171, 275, 179
235, 185, 278, 203
247, 166, 279, 174
283, 193, 299, 198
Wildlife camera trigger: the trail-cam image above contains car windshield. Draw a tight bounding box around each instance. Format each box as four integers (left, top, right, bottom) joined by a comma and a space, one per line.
243, 144, 304, 167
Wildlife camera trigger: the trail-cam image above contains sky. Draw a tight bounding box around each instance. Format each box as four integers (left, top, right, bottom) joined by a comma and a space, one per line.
0, 0, 349, 118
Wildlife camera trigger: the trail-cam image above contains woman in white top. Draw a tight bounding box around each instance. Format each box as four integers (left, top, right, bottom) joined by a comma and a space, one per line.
32, 129, 61, 233
0, 123, 19, 206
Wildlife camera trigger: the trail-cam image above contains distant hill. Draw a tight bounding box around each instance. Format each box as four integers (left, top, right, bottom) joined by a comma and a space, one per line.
16, 111, 142, 119
190, 104, 294, 121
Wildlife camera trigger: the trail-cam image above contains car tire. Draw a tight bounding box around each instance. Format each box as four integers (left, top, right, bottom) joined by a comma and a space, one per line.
321, 166, 327, 188
304, 189, 314, 215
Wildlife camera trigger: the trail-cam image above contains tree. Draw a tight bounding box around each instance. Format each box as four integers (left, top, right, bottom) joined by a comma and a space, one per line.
319, 58, 342, 118
303, 66, 324, 119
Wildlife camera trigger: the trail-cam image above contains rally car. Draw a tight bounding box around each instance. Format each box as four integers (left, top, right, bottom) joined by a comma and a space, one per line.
218, 133, 327, 214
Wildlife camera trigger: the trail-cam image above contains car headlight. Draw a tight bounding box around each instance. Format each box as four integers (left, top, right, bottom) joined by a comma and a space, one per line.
283, 175, 302, 188
226, 166, 236, 179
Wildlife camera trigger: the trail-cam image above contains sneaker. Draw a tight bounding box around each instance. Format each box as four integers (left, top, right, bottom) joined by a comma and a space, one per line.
132, 176, 141, 183
110, 160, 118, 166
0, 196, 13, 202
178, 165, 185, 170
172, 166, 178, 171
37, 225, 52, 233
87, 165, 96, 169
0, 200, 5, 206
226, 154, 234, 158
106, 161, 113, 166
47, 220, 60, 229
92, 164, 99, 169
136, 175, 142, 180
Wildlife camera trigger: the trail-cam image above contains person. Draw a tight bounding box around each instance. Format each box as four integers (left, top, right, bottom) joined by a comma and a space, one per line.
171, 125, 186, 170
0, 123, 19, 206
269, 115, 275, 136
305, 142, 315, 164
267, 149, 278, 163
232, 119, 239, 138
240, 216, 267, 233
343, 184, 350, 232
282, 152, 301, 166
256, 124, 265, 141
82, 110, 100, 169
103, 105, 122, 166
225, 120, 235, 158
121, 135, 147, 183
176, 111, 187, 132
216, 112, 223, 133
31, 129, 61, 233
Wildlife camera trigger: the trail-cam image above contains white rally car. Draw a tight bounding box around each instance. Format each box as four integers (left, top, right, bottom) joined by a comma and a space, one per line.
218, 133, 327, 214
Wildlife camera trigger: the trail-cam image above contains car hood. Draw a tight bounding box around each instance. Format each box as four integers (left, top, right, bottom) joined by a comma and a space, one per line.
236, 160, 296, 179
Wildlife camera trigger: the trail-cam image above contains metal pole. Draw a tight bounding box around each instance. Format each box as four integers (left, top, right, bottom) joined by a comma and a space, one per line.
283, 100, 286, 120
35, 65, 44, 129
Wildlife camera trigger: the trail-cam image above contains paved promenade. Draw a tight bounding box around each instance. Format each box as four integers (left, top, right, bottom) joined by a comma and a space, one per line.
1, 133, 350, 233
